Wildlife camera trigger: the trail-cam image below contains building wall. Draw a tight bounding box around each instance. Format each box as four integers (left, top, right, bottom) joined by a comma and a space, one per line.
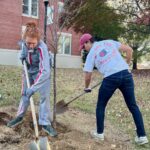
0, 0, 22, 50
0, 49, 21, 66
0, 49, 82, 68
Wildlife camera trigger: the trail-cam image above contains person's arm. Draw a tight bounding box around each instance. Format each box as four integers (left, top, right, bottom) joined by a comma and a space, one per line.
83, 47, 95, 92
119, 44, 133, 64
85, 72, 92, 88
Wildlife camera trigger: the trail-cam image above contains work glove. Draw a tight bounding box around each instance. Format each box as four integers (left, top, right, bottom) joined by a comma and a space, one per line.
20, 57, 26, 65
26, 88, 34, 98
84, 88, 92, 93
21, 58, 30, 69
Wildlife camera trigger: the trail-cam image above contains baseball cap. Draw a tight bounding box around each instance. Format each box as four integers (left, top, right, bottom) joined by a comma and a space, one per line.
79, 33, 92, 50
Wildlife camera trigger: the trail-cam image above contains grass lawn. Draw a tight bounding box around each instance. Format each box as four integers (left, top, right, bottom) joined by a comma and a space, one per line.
0, 65, 150, 150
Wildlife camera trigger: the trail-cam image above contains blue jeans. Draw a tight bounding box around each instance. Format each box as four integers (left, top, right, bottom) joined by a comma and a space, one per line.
96, 69, 146, 137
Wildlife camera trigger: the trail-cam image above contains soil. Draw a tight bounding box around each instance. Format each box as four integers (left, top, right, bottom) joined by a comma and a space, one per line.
0, 106, 133, 150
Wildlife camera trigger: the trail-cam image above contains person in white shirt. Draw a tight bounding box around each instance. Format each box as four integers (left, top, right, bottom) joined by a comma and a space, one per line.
80, 33, 148, 145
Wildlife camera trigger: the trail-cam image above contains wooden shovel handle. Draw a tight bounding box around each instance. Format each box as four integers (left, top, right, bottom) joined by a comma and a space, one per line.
23, 61, 39, 139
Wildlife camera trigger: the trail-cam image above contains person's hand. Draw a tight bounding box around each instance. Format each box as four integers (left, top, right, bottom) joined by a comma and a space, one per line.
21, 58, 30, 69
20, 57, 26, 65
84, 88, 92, 93
26, 88, 34, 98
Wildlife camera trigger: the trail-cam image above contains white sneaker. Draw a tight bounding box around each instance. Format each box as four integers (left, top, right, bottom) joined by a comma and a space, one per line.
135, 136, 149, 145
90, 130, 104, 141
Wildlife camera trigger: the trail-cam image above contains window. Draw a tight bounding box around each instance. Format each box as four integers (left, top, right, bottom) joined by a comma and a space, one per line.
32, 0, 38, 16
58, 2, 64, 13
47, 6, 54, 25
58, 32, 72, 55
23, 0, 29, 14
22, 0, 38, 17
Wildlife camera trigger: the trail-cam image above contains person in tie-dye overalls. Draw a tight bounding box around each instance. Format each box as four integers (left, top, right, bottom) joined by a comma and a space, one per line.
7, 22, 57, 137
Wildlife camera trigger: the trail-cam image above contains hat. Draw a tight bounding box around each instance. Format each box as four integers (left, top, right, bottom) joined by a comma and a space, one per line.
79, 33, 92, 50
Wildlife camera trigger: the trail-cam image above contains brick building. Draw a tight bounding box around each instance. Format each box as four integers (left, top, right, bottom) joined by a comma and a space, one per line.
0, 0, 82, 68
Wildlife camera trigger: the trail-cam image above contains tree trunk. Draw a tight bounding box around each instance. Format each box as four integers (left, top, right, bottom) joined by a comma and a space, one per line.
132, 48, 138, 70
133, 59, 137, 70
53, 52, 57, 126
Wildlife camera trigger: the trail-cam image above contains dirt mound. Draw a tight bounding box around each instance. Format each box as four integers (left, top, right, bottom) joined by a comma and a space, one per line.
0, 112, 12, 126
0, 107, 133, 150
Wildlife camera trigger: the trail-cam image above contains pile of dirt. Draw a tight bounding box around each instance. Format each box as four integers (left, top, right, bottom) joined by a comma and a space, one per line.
0, 107, 133, 150
0, 112, 12, 126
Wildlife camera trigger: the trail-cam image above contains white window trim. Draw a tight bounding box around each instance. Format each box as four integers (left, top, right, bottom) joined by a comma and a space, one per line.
58, 1, 64, 13
47, 5, 54, 25
57, 32, 72, 55
22, 0, 39, 19
58, 1, 64, 6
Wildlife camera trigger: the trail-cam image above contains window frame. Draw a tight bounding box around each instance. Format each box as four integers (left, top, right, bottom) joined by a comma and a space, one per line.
22, 0, 39, 19
47, 5, 54, 25
58, 1, 64, 13
57, 32, 72, 55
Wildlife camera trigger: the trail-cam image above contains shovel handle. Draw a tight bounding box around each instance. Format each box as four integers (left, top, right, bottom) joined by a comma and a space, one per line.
23, 61, 39, 139
65, 82, 101, 106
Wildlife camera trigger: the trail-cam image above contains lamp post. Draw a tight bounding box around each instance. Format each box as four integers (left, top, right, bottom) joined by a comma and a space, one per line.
43, 0, 49, 43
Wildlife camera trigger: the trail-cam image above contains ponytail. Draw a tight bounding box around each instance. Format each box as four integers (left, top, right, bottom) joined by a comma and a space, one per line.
23, 22, 41, 41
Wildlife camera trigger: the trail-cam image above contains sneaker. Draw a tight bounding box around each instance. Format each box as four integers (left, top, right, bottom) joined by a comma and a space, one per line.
42, 125, 57, 137
90, 130, 104, 141
7, 117, 23, 128
135, 136, 149, 145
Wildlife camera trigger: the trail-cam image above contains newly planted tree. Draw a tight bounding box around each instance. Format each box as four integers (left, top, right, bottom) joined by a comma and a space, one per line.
40, 0, 70, 124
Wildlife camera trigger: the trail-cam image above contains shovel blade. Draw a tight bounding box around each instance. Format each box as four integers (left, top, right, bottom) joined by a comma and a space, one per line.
55, 100, 68, 114
39, 137, 51, 150
29, 137, 51, 150
29, 140, 40, 150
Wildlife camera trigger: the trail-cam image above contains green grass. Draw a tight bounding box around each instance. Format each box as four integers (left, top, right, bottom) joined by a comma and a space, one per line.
0, 66, 22, 106
0, 65, 150, 149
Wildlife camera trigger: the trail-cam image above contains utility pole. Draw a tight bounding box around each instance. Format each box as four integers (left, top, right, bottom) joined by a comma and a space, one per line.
43, 0, 49, 43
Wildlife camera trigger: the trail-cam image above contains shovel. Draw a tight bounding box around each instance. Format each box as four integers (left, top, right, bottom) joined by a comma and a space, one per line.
23, 61, 51, 150
56, 82, 101, 114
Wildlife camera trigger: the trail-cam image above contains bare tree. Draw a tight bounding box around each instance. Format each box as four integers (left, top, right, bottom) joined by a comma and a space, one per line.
40, 0, 69, 125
